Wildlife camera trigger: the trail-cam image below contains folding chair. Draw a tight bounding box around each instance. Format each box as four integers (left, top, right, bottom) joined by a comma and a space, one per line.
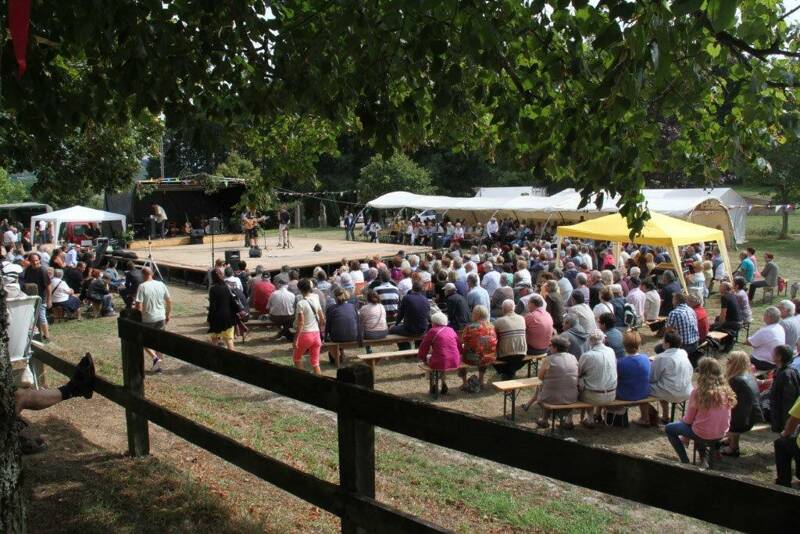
7, 294, 42, 389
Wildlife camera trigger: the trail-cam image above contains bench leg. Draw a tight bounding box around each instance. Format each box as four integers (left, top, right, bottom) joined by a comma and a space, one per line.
503, 391, 509, 419
510, 389, 517, 421
526, 360, 532, 378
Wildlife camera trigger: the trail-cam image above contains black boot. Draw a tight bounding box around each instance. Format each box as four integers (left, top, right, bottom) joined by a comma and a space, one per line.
59, 353, 95, 400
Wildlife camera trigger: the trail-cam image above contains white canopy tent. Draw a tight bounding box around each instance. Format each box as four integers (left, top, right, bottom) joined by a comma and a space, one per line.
366, 187, 747, 245
30, 205, 126, 245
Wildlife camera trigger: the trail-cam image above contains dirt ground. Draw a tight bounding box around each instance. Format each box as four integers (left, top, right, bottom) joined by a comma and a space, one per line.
18, 279, 794, 533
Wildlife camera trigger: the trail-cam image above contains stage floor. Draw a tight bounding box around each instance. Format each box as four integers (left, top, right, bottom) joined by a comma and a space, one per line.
146, 236, 430, 273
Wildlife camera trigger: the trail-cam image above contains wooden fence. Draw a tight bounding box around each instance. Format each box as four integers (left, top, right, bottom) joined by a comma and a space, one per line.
30, 309, 800, 533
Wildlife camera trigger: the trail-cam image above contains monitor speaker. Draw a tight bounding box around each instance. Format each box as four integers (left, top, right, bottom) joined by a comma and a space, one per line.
225, 250, 240, 270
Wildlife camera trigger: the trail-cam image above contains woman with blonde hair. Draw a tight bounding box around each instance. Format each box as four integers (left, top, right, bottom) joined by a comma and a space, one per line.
722, 351, 763, 456
664, 357, 737, 465
644, 252, 656, 273
687, 261, 707, 304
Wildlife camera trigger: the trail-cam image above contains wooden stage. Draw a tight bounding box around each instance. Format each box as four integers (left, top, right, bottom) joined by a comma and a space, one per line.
145, 236, 430, 275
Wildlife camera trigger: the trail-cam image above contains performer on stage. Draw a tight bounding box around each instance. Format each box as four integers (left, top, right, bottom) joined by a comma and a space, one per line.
278, 205, 291, 249
241, 206, 266, 248
150, 202, 168, 239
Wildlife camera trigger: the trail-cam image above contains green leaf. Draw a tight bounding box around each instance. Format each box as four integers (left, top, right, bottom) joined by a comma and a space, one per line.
671, 0, 703, 17
706, 41, 722, 57
594, 23, 623, 49
706, 0, 738, 31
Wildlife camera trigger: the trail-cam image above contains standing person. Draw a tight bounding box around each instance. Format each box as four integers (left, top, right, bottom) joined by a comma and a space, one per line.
343, 210, 355, 241
774, 395, 800, 488
151, 202, 168, 239
294, 278, 325, 375
768, 345, 800, 436
22, 252, 51, 342
278, 205, 291, 248
664, 357, 736, 466
207, 268, 236, 350
134, 267, 172, 372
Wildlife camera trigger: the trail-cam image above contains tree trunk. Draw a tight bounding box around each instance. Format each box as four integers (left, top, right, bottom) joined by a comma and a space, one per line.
0, 287, 26, 532
780, 208, 790, 240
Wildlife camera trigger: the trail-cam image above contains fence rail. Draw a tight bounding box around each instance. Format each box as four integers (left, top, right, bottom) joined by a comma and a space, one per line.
30, 309, 800, 533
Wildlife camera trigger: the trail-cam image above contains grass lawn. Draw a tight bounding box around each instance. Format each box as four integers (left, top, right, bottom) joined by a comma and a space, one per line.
21, 212, 799, 533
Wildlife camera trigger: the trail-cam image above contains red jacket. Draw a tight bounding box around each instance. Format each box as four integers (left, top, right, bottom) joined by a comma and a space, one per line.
693, 305, 709, 342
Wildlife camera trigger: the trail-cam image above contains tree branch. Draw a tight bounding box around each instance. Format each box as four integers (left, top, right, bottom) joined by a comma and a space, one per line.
778, 5, 800, 22
698, 12, 800, 60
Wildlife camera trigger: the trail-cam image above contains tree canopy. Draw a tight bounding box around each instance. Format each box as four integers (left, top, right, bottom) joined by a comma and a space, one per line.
359, 153, 433, 203
1, 0, 799, 232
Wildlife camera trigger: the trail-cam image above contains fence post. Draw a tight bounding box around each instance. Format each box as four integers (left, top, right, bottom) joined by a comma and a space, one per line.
337, 364, 375, 534
119, 308, 150, 456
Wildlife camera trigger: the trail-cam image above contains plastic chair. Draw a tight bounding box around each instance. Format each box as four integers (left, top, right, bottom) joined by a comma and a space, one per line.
7, 294, 42, 389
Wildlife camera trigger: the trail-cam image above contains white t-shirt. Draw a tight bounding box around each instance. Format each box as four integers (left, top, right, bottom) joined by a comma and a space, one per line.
154, 205, 168, 222
224, 275, 243, 292
397, 277, 412, 298
295, 298, 321, 332
135, 280, 171, 323
49, 277, 72, 304
349, 270, 364, 283
748, 323, 786, 363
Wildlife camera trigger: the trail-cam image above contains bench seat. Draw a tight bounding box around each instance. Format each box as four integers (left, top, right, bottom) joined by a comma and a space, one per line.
541, 396, 684, 431
493, 377, 543, 420
356, 349, 419, 369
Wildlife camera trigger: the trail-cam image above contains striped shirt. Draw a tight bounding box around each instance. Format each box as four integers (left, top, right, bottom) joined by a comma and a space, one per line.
667, 304, 699, 345
375, 282, 400, 318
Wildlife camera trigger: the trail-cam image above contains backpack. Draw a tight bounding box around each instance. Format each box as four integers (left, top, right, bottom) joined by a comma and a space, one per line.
623, 302, 640, 328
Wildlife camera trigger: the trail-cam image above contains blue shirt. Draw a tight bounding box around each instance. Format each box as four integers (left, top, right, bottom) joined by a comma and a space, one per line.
738, 258, 755, 282
604, 327, 626, 359
467, 286, 490, 311
616, 354, 651, 401
667, 303, 700, 345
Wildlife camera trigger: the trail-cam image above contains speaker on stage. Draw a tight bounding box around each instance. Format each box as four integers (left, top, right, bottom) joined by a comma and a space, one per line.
208, 217, 221, 235
225, 250, 241, 270
249, 246, 262, 258
190, 228, 205, 245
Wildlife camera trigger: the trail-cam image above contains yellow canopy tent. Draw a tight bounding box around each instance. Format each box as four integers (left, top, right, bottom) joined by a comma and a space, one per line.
555, 212, 733, 293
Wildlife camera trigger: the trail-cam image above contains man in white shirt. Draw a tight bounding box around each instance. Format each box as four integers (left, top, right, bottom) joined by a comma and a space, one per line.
3, 226, 17, 249
625, 277, 647, 322
567, 291, 596, 335
65, 244, 78, 267
397, 268, 413, 298
642, 279, 662, 322
645, 330, 693, 423
747, 306, 786, 370
485, 218, 499, 239
778, 299, 800, 355
151, 202, 168, 239
481, 261, 501, 296
134, 267, 172, 372
269, 279, 296, 341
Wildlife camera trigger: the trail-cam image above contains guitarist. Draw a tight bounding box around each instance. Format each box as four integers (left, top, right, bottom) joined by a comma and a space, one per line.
241, 207, 266, 248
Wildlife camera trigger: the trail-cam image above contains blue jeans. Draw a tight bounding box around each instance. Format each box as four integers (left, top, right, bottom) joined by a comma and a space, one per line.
665, 421, 698, 463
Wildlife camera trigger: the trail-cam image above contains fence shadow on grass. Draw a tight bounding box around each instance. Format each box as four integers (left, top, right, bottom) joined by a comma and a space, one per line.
23, 417, 266, 534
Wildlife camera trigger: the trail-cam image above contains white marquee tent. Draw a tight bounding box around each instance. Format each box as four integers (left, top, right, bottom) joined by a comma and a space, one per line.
30, 205, 126, 244
367, 187, 748, 245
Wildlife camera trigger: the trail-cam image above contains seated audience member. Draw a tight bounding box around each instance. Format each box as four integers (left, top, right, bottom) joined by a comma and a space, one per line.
524, 294, 553, 356
443, 282, 470, 333
768, 345, 800, 435
645, 330, 694, 425
642, 279, 661, 322
625, 277, 646, 323
523, 335, 579, 429
778, 300, 800, 354
542, 280, 565, 333
223, 266, 243, 292
492, 299, 529, 380
748, 252, 779, 301
390, 280, 430, 348
722, 351, 763, 456
746, 307, 786, 371
658, 293, 699, 364
374, 269, 400, 322
598, 313, 625, 359
659, 271, 682, 316
687, 261, 707, 305
50, 268, 82, 319
88, 272, 117, 317
735, 250, 755, 283
251, 271, 276, 315
573, 272, 590, 305
577, 330, 618, 428
609, 284, 627, 328
119, 261, 143, 308
774, 394, 800, 487
593, 287, 615, 321
554, 268, 572, 305
664, 357, 735, 466
397, 268, 413, 298
711, 281, 742, 341
268, 278, 296, 342
418, 312, 462, 395
617, 330, 651, 408
490, 274, 514, 318
466, 273, 491, 311
63, 261, 85, 294
567, 291, 595, 335
733, 277, 753, 325
687, 294, 709, 344
562, 313, 589, 358
458, 305, 497, 391
325, 287, 360, 364
359, 290, 389, 351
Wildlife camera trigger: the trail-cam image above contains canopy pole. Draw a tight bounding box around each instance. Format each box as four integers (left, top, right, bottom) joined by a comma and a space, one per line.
613, 242, 622, 270
539, 213, 554, 241
555, 235, 563, 269
671, 243, 689, 293
717, 238, 734, 282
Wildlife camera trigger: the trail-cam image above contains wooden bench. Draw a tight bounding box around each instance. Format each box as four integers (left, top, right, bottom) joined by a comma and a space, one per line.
494, 377, 542, 421
322, 335, 423, 367
419, 363, 470, 399
541, 397, 686, 432
356, 349, 418, 370
701, 331, 731, 356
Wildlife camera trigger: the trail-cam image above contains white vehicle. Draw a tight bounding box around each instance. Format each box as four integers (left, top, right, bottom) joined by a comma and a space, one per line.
414, 209, 440, 223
